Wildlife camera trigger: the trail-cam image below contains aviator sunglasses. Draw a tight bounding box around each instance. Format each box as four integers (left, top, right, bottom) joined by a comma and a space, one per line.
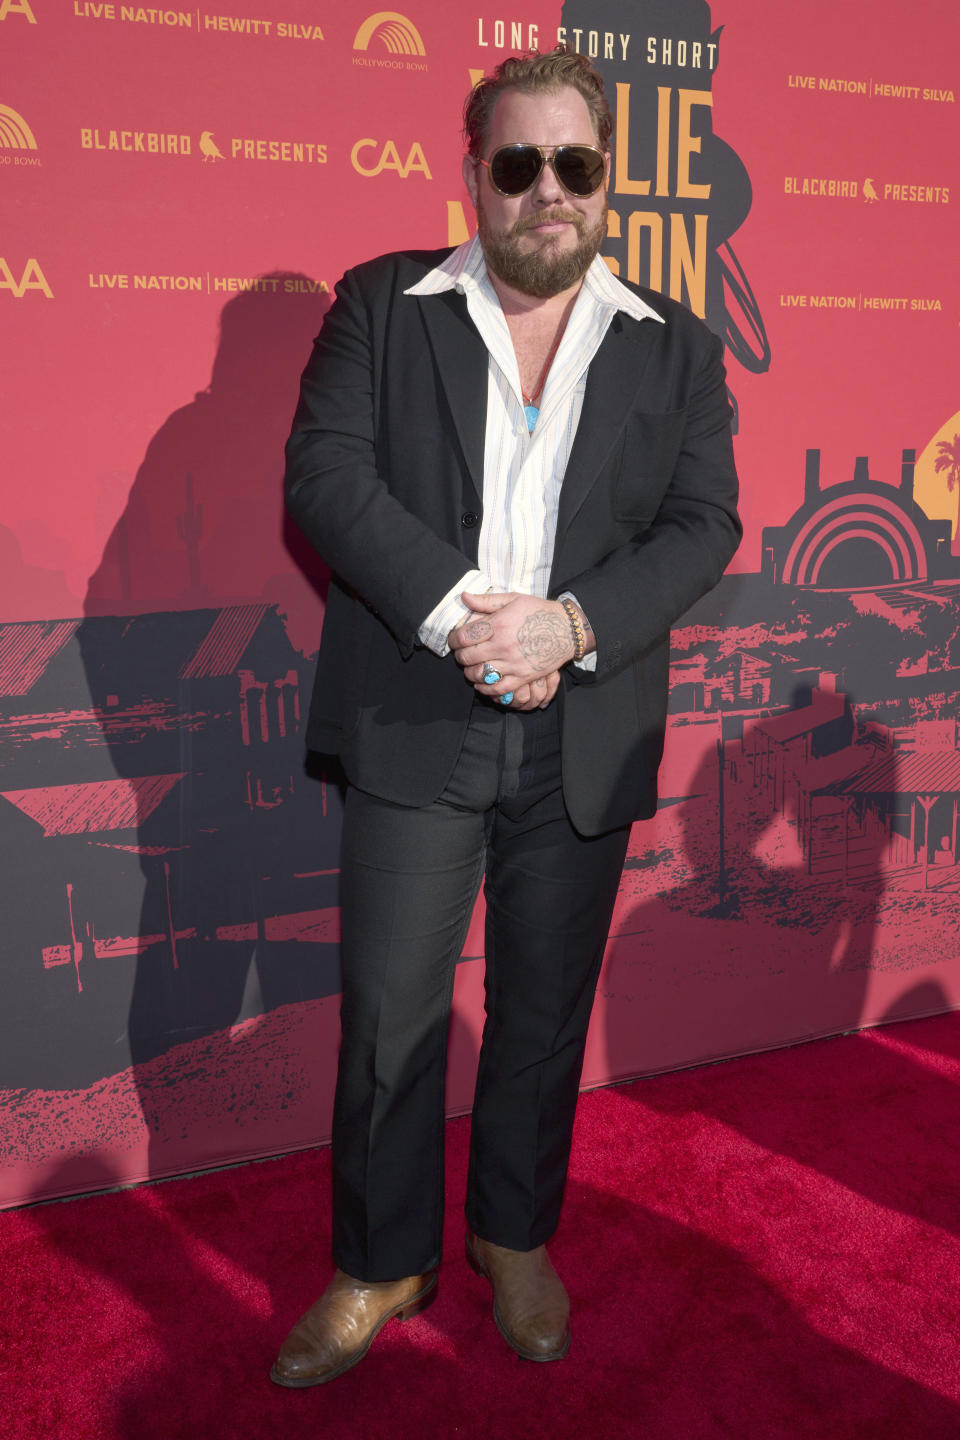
478, 143, 607, 198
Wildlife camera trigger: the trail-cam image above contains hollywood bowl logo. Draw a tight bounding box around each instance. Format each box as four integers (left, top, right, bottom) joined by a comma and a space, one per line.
353, 10, 425, 57
0, 103, 38, 149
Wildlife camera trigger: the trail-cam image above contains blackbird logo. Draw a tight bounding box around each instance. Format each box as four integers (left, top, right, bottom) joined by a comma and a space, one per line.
863, 177, 879, 203
200, 131, 224, 162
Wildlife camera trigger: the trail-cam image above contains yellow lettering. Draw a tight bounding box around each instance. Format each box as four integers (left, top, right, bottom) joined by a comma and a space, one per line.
446, 200, 471, 246
614, 84, 651, 195
22, 256, 53, 296
627, 211, 663, 291
655, 87, 670, 197
379, 140, 402, 174
351, 139, 431, 179
676, 90, 712, 199
602, 207, 621, 275
0, 256, 53, 298
0, 0, 38, 20
351, 137, 379, 175
669, 212, 708, 316
403, 141, 432, 180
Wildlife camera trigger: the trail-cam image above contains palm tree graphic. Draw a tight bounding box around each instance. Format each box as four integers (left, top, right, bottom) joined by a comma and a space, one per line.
935, 434, 960, 491
935, 433, 960, 541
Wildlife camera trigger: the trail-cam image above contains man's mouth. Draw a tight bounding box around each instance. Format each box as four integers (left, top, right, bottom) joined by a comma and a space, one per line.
515, 209, 583, 236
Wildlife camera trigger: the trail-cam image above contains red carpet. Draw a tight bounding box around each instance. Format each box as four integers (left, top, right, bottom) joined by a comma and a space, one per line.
3, 1013, 960, 1439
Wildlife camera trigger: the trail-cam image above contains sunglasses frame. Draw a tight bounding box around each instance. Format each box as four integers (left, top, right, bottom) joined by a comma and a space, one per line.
477, 142, 608, 199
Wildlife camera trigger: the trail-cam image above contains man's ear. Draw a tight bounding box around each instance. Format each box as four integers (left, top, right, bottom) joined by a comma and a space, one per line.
462, 153, 480, 208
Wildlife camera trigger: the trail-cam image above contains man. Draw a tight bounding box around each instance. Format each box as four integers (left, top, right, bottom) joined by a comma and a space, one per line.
272, 46, 740, 1386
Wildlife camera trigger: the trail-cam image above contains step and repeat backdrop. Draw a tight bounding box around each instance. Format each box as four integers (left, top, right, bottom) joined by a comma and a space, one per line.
3, 0, 959, 1205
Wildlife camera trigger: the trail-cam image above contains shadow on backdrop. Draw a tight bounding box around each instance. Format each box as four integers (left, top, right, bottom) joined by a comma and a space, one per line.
602, 675, 960, 1237
50, 274, 348, 1192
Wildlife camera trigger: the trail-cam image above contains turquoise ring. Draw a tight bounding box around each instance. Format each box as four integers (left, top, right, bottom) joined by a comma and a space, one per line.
482, 665, 501, 685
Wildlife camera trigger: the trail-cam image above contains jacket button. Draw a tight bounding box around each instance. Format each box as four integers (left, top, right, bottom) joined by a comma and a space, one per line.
461, 510, 479, 528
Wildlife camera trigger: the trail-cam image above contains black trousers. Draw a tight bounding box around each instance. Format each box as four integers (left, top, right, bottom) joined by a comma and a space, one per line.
331, 698, 630, 1281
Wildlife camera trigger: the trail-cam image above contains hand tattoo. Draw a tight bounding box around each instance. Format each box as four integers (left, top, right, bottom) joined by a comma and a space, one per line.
461, 618, 494, 642
516, 610, 573, 668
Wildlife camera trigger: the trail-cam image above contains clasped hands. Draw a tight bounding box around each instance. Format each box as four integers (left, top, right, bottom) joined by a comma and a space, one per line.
447, 591, 575, 712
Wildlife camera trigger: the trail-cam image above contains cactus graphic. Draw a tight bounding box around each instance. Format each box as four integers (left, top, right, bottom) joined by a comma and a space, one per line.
176, 472, 206, 598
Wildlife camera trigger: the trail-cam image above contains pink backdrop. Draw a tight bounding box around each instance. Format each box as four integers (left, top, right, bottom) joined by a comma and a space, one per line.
3, 0, 960, 1206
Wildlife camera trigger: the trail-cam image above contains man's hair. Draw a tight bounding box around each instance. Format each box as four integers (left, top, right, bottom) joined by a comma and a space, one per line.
463, 45, 613, 159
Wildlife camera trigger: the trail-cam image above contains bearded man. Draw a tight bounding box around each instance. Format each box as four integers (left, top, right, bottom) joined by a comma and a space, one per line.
272, 45, 740, 1386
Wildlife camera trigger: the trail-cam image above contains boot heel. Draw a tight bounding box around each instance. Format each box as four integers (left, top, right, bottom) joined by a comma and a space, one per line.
397, 1276, 438, 1322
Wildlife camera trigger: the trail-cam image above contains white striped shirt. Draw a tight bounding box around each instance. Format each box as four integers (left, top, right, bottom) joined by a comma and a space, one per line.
405, 233, 664, 661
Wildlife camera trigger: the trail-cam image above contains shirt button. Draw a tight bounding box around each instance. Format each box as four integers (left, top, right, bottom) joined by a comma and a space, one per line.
461, 510, 479, 528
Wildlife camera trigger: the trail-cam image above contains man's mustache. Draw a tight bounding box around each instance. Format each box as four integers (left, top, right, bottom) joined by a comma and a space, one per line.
513, 208, 585, 235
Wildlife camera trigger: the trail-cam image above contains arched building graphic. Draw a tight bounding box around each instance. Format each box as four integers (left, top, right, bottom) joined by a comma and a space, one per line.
761, 449, 960, 589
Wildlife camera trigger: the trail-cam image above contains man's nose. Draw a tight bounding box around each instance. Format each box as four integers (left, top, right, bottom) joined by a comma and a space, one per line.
529, 153, 565, 207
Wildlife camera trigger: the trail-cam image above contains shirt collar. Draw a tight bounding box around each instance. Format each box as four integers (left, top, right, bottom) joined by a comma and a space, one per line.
403, 234, 487, 296
404, 233, 666, 325
581, 250, 666, 325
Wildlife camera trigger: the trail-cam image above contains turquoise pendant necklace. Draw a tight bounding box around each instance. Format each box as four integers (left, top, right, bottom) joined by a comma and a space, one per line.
521, 320, 568, 433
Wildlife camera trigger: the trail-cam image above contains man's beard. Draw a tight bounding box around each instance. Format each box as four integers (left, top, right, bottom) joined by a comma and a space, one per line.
477, 198, 608, 298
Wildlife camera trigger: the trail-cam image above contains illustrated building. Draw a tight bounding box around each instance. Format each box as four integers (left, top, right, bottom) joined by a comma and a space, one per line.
0, 605, 342, 1091
743, 675, 960, 884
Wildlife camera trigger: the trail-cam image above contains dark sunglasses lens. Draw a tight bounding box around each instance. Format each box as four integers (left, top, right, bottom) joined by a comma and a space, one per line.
490, 146, 543, 195
555, 146, 605, 195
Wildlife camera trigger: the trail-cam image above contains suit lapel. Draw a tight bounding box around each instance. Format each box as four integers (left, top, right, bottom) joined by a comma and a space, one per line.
416, 288, 488, 496
555, 311, 662, 541
417, 289, 664, 541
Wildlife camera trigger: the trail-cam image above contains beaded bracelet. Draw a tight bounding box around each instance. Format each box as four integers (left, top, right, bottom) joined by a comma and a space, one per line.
559, 597, 586, 664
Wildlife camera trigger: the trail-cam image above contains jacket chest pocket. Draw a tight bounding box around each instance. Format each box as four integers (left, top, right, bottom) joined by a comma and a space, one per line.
614, 409, 687, 522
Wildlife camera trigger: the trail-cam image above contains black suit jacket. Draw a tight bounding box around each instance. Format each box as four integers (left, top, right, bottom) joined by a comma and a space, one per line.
285, 248, 741, 835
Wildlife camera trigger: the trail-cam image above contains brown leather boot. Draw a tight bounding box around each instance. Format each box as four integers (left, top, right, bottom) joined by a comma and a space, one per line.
466, 1231, 570, 1361
270, 1268, 438, 1387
